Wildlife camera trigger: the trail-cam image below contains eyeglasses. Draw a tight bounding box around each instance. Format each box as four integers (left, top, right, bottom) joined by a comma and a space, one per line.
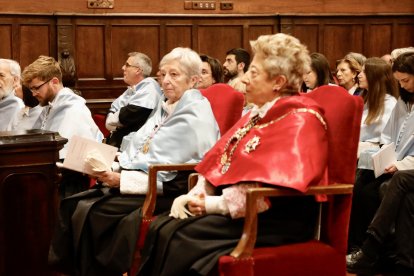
30, 79, 51, 93
124, 62, 140, 69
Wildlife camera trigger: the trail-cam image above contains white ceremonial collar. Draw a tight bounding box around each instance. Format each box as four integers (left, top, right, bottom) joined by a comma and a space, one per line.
162, 99, 180, 116
249, 96, 280, 118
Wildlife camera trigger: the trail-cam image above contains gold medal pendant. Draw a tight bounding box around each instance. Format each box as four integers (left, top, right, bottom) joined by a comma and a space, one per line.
141, 140, 150, 154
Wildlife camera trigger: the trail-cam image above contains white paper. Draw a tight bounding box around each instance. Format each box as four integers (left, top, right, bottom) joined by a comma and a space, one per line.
371, 142, 397, 178
62, 135, 118, 175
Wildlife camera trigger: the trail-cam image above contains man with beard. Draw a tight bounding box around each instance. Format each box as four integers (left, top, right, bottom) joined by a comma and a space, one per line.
22, 55, 103, 198
0, 58, 24, 130
223, 48, 250, 93
105, 52, 162, 148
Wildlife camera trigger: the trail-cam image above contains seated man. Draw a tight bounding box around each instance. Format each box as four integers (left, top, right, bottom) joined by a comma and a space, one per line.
22, 55, 103, 198
105, 52, 162, 148
0, 58, 24, 130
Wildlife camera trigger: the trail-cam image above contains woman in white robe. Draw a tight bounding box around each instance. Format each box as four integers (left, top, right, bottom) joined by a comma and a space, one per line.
48, 47, 220, 276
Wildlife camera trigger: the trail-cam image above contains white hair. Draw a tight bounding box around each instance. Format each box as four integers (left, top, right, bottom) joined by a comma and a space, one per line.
159, 47, 202, 78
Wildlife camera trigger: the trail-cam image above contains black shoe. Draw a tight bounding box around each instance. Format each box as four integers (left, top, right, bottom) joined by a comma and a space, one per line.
346, 249, 379, 275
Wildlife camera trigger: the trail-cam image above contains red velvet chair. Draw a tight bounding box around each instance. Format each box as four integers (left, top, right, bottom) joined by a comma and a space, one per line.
217, 85, 363, 276
200, 83, 245, 135
92, 113, 110, 138
128, 84, 245, 275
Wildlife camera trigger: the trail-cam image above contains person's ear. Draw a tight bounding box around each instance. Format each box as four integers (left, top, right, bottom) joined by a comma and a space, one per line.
189, 75, 200, 88
272, 75, 287, 92
238, 62, 245, 72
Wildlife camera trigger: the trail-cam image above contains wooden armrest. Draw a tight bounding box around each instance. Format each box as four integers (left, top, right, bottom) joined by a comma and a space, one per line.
230, 183, 353, 259
188, 173, 200, 190
141, 163, 198, 220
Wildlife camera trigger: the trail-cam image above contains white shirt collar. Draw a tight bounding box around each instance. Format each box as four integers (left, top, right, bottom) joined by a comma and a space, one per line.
249, 97, 280, 118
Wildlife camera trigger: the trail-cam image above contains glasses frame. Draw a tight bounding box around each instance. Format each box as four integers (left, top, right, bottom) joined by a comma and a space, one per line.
30, 78, 52, 93
124, 62, 141, 69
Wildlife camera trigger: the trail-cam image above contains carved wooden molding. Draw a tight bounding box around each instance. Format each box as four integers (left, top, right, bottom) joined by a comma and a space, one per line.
87, 0, 114, 9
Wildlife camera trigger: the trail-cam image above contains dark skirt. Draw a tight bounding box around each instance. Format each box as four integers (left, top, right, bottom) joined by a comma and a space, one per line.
138, 196, 318, 276
49, 171, 192, 276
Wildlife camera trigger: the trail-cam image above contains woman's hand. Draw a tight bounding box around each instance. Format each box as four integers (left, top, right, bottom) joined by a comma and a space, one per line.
384, 164, 398, 174
94, 171, 121, 188
188, 194, 206, 216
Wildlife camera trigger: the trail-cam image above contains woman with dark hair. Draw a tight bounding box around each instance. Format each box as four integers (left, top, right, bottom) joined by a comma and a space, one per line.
357, 57, 399, 156
198, 54, 224, 89
347, 52, 414, 276
302, 52, 335, 92
336, 57, 363, 95
348, 52, 414, 259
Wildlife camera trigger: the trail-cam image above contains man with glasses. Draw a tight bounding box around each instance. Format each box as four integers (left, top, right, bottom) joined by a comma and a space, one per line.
22, 55, 103, 198
0, 58, 24, 130
105, 52, 162, 148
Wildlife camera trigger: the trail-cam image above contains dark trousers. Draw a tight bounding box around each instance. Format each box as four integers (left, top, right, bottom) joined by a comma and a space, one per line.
348, 169, 392, 251
368, 170, 414, 268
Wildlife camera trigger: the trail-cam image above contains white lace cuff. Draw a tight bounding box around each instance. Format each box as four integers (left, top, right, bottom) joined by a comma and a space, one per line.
205, 195, 230, 216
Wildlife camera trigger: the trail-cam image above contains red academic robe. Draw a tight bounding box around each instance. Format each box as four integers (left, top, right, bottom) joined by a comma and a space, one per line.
196, 94, 329, 193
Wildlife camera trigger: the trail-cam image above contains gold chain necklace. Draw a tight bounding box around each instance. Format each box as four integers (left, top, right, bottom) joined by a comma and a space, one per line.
220, 115, 260, 174
219, 108, 326, 174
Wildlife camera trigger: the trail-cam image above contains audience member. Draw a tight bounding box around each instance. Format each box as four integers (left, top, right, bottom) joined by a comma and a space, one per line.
21, 55, 103, 198
138, 33, 328, 276
345, 51, 367, 67
381, 54, 393, 65
105, 52, 162, 148
198, 54, 224, 89
348, 52, 414, 254
357, 57, 398, 157
390, 47, 414, 64
48, 47, 220, 276
58, 50, 82, 96
7, 85, 43, 131
223, 47, 250, 93
336, 56, 363, 95
301, 52, 335, 92
0, 58, 24, 130
347, 171, 414, 276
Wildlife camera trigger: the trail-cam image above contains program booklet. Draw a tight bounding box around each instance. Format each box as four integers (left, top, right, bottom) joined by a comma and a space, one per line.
62, 135, 118, 175
371, 142, 397, 178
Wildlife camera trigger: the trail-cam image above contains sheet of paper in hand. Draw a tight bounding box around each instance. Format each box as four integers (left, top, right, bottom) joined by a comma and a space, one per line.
372, 142, 397, 178
62, 135, 118, 175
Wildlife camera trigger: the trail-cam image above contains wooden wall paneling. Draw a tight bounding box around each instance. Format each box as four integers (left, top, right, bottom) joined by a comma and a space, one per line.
76, 25, 106, 79
111, 24, 161, 77
247, 25, 277, 43
323, 24, 364, 64
366, 23, 393, 57
0, 24, 12, 58
393, 22, 414, 49
57, 17, 75, 58
198, 25, 244, 61
1, 0, 413, 15
19, 24, 53, 68
165, 25, 193, 54
0, 16, 55, 67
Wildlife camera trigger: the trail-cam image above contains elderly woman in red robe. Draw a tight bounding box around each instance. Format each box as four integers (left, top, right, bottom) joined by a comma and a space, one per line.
138, 33, 329, 276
